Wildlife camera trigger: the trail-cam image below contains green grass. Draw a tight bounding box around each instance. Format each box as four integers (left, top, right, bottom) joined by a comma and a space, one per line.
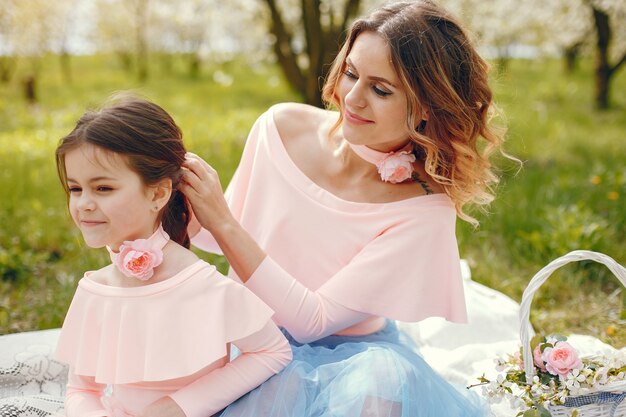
456, 59, 626, 346
1, 54, 625, 347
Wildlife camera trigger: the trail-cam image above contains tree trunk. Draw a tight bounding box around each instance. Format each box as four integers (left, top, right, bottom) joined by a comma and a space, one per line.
23, 75, 37, 104
592, 6, 611, 109
60, 51, 72, 84
590, 5, 626, 110
265, 0, 306, 97
117, 51, 134, 72
0, 56, 16, 83
563, 41, 583, 74
302, 0, 323, 106
495, 47, 509, 75
189, 53, 201, 78
262, 0, 361, 107
137, 45, 148, 82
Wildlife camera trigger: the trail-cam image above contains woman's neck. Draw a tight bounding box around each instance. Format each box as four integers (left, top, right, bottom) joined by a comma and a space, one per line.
332, 139, 380, 180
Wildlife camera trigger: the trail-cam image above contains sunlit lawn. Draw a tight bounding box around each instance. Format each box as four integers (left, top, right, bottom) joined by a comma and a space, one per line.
1, 54, 625, 347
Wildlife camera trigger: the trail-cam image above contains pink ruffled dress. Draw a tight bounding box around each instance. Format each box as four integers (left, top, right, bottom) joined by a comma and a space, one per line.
54, 260, 292, 417
192, 106, 488, 416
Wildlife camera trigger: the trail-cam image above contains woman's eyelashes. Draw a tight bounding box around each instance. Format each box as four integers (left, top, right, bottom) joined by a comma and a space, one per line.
344, 68, 358, 80
372, 86, 392, 97
343, 68, 392, 98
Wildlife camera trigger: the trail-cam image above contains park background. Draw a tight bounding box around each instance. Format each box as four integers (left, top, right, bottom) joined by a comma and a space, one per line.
0, 0, 625, 347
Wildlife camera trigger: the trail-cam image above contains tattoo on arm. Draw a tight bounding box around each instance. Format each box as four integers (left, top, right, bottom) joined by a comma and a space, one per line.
411, 172, 433, 195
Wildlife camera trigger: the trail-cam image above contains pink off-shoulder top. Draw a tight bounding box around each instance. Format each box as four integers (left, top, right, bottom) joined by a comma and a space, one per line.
54, 260, 291, 417
193, 105, 468, 344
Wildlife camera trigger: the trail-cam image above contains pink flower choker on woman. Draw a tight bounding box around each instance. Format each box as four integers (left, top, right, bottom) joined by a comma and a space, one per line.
348, 142, 416, 183
107, 224, 169, 281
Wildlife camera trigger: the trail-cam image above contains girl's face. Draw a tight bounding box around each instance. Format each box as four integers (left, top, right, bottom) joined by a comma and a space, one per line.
64, 143, 159, 250
337, 31, 415, 152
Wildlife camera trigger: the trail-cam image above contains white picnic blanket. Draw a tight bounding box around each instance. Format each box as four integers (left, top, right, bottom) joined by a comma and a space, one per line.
400, 263, 623, 416
0, 263, 621, 416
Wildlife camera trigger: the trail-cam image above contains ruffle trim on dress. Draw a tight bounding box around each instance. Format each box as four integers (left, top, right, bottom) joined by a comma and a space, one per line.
54, 261, 275, 384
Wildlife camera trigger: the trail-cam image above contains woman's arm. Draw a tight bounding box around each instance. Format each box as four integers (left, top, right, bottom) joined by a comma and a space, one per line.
180, 154, 373, 343
180, 153, 267, 281
180, 111, 465, 343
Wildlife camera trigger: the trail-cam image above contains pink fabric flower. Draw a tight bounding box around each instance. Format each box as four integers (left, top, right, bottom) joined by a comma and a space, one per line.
533, 344, 547, 371
377, 151, 416, 183
542, 341, 583, 378
114, 238, 164, 281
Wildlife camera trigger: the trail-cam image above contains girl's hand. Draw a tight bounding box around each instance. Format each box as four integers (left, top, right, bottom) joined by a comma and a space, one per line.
179, 152, 235, 234
138, 396, 185, 417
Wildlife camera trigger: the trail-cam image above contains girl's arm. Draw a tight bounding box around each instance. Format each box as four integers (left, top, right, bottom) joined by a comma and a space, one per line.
64, 368, 107, 417
161, 320, 291, 417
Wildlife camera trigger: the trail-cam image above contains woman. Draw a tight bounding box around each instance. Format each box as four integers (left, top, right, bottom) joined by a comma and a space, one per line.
181, 1, 505, 415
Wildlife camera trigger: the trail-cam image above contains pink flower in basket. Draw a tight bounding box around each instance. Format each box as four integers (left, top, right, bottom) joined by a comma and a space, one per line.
114, 239, 164, 280
532, 344, 547, 371
542, 341, 583, 379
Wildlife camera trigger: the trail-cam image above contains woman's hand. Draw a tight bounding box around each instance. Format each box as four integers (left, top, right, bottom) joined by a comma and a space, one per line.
180, 152, 235, 235
180, 152, 266, 282
138, 396, 185, 417
186, 207, 201, 238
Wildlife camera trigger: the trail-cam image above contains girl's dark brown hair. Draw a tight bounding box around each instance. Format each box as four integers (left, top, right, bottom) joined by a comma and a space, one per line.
323, 1, 510, 225
55, 95, 191, 248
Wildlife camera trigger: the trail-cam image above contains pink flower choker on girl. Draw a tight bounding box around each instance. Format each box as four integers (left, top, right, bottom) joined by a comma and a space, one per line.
348, 142, 417, 184
107, 224, 169, 281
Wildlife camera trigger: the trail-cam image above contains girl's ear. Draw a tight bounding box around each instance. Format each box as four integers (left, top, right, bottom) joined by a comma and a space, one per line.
150, 178, 173, 212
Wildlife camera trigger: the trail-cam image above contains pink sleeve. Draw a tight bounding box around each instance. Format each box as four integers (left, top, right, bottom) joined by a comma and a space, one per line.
64, 368, 107, 417
246, 259, 370, 343
169, 320, 292, 417
245, 215, 467, 343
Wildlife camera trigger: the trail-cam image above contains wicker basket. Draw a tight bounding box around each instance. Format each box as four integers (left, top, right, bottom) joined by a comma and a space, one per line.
520, 250, 626, 417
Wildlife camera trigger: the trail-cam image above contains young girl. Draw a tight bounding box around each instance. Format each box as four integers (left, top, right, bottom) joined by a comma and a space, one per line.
53, 97, 292, 417
180, 1, 506, 415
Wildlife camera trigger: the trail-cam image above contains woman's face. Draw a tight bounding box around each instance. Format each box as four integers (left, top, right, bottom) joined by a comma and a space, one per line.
337, 31, 414, 152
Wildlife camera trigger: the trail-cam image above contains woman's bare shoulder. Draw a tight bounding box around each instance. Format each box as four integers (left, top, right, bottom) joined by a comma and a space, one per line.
271, 102, 337, 144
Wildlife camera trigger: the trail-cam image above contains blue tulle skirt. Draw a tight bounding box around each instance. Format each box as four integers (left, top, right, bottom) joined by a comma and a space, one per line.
220, 321, 487, 417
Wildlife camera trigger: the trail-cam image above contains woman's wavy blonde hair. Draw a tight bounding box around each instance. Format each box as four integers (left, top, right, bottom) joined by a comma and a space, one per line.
322, 0, 510, 226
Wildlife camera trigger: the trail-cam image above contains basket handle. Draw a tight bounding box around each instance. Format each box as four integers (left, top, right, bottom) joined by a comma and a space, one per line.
520, 250, 626, 381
